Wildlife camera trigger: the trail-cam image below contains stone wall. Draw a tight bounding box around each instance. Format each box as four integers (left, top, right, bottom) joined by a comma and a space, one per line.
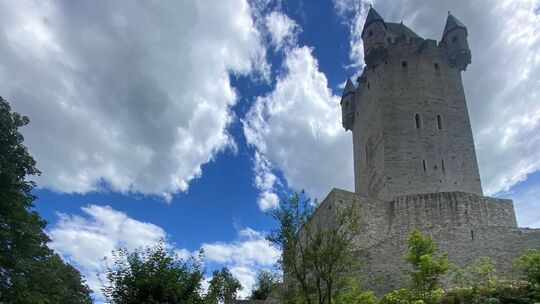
313, 189, 540, 295
352, 226, 540, 295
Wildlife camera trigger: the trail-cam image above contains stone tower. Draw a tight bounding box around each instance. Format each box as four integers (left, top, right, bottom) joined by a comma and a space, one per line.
305, 7, 540, 294
341, 8, 482, 201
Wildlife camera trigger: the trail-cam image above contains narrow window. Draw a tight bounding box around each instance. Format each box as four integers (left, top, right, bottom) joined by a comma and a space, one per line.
365, 145, 368, 165
437, 114, 443, 129
368, 30, 374, 37
401, 61, 408, 68
422, 159, 427, 172
452, 36, 458, 43
345, 101, 349, 106
471, 230, 474, 240
441, 159, 445, 171
367, 83, 370, 90
415, 113, 421, 129
434, 63, 439, 70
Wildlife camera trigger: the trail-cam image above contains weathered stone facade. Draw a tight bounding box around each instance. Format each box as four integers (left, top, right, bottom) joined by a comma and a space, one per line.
326, 8, 540, 294
318, 189, 540, 294
341, 9, 482, 201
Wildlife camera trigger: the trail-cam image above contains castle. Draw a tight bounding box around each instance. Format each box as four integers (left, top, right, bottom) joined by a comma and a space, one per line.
314, 7, 540, 294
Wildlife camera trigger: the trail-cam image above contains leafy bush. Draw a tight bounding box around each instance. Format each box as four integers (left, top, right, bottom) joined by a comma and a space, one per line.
332, 278, 378, 304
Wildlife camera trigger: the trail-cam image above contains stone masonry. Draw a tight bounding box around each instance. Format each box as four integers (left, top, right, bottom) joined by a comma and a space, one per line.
313, 7, 540, 295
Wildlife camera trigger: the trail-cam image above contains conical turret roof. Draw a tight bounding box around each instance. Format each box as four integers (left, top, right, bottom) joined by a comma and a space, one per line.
442, 13, 467, 40
362, 6, 385, 37
365, 6, 384, 25
342, 78, 356, 96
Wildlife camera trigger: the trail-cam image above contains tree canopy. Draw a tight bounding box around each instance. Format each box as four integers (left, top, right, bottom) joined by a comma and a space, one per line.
102, 242, 205, 304
206, 267, 242, 304
0, 96, 92, 303
249, 268, 280, 300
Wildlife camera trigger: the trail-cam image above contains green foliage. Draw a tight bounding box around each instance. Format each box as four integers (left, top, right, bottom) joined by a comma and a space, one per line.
440, 283, 533, 304
250, 268, 281, 300
404, 230, 452, 304
379, 288, 415, 304
473, 257, 499, 291
0, 96, 92, 303
206, 267, 242, 304
267, 192, 361, 304
102, 242, 205, 304
514, 249, 540, 289
332, 278, 378, 304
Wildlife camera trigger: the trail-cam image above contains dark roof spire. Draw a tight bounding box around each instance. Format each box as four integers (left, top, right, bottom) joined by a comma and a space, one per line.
442, 13, 467, 40
365, 6, 384, 25
362, 6, 385, 36
342, 78, 356, 96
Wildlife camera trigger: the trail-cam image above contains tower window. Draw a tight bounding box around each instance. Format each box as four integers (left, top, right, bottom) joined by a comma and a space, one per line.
345, 101, 349, 106
422, 159, 427, 172
368, 30, 374, 37
434, 63, 439, 70
367, 83, 370, 90
415, 113, 421, 129
401, 61, 408, 68
471, 230, 474, 240
452, 36, 458, 43
437, 114, 443, 129
441, 159, 445, 171
365, 145, 368, 165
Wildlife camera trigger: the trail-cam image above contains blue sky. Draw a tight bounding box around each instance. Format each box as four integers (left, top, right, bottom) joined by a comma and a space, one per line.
1, 0, 539, 301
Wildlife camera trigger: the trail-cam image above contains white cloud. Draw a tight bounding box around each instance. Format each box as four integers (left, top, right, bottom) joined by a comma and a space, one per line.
265, 11, 300, 50
202, 235, 279, 267
0, 0, 268, 200
332, 0, 540, 199
230, 265, 256, 298
175, 248, 192, 261
244, 45, 354, 201
252, 151, 280, 210
49, 205, 277, 301
202, 227, 280, 299
49, 204, 173, 301
259, 191, 280, 211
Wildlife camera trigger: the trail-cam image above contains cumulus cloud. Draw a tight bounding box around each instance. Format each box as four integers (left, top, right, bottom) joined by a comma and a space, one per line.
202, 227, 280, 298
49, 205, 278, 300
252, 151, 280, 210
244, 45, 353, 202
0, 0, 268, 200
332, 0, 540, 199
265, 11, 301, 50
49, 204, 173, 300
202, 228, 279, 266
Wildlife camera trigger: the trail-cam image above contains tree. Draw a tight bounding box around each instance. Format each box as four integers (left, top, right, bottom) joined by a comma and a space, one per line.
332, 278, 378, 304
250, 269, 280, 300
514, 249, 540, 288
0, 96, 92, 303
404, 229, 452, 304
102, 241, 205, 303
267, 192, 360, 304
206, 267, 242, 304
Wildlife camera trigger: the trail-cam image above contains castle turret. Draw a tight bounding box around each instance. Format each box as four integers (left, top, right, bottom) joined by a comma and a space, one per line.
441, 13, 471, 71
340, 78, 356, 131
361, 6, 388, 66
